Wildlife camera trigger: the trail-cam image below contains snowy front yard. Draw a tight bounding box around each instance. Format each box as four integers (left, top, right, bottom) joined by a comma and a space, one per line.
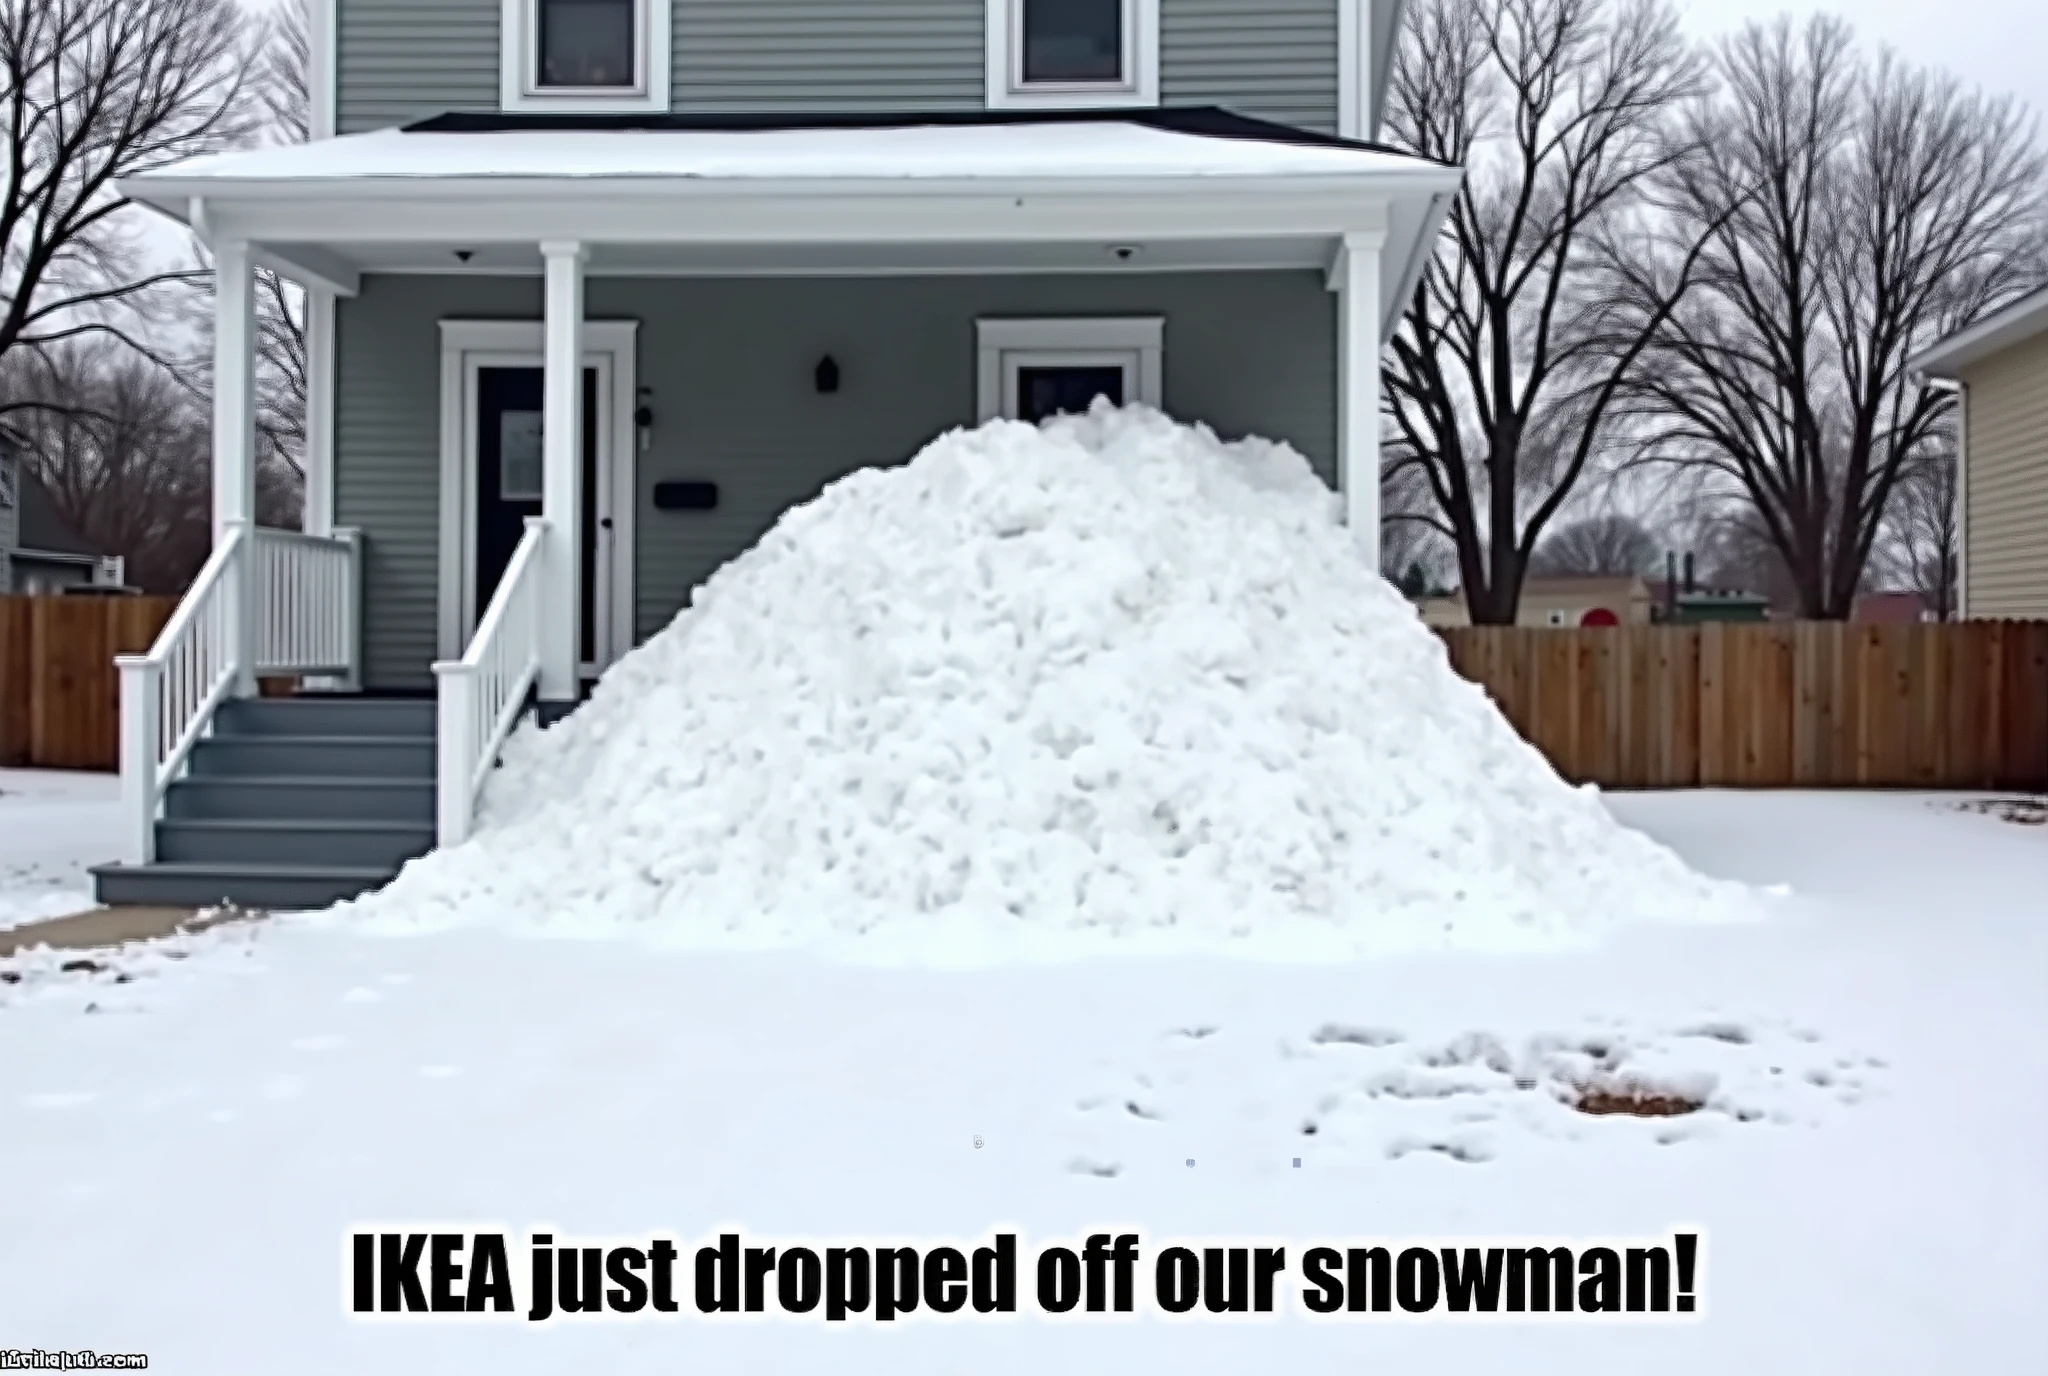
0, 768, 118, 932
1, 790, 2041, 1373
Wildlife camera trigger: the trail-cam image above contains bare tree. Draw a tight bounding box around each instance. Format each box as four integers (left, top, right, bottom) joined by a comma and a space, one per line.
1624, 16, 2045, 618
0, 0, 255, 392
1381, 0, 1721, 624
252, 0, 311, 488
1529, 511, 1660, 576
1883, 445, 1959, 619
1, 339, 211, 591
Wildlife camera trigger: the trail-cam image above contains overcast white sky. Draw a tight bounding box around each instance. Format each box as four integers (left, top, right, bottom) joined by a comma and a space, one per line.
1677, 0, 2042, 113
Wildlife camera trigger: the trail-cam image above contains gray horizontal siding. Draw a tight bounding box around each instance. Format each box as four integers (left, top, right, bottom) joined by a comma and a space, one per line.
337, 1, 1343, 133
336, 270, 1335, 690
1162, 0, 1342, 133
338, 0, 501, 134
674, 1, 986, 112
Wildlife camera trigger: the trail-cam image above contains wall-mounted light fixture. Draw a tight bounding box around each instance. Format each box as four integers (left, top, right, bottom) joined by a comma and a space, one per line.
815, 356, 841, 394
635, 387, 654, 452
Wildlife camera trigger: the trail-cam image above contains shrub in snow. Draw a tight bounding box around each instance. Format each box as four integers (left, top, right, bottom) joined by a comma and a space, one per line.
340, 405, 1755, 962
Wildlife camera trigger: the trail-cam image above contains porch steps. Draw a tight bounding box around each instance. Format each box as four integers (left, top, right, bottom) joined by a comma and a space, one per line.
91, 697, 442, 912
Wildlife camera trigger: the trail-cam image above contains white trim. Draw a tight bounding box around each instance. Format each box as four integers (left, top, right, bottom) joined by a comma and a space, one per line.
501, 0, 673, 115
310, 0, 337, 141
1338, 0, 1368, 142
975, 316, 1164, 422
985, 0, 1160, 111
1912, 283, 2048, 379
1956, 380, 1970, 619
437, 319, 639, 678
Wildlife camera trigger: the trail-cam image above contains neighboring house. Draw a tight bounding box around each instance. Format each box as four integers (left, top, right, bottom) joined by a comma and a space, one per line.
1912, 285, 2048, 620
97, 0, 1460, 909
0, 434, 127, 596
1417, 575, 1654, 629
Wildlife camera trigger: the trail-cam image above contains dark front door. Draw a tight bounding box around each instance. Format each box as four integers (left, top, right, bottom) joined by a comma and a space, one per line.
474, 366, 601, 667
1017, 365, 1126, 424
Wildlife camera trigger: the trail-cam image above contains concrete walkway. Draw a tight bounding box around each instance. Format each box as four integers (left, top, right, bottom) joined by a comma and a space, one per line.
0, 906, 257, 960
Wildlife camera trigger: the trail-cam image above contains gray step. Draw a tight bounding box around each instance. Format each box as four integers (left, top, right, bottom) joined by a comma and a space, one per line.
188, 735, 435, 780
163, 776, 436, 824
93, 861, 394, 912
215, 696, 436, 739
155, 818, 437, 869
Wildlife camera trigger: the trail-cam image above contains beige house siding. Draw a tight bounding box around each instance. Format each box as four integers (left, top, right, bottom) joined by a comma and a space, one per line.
1959, 330, 2048, 619
1416, 576, 1653, 628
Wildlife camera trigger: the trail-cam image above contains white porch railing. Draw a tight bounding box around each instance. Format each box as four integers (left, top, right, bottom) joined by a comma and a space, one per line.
116, 520, 364, 865
433, 517, 548, 849
253, 526, 362, 679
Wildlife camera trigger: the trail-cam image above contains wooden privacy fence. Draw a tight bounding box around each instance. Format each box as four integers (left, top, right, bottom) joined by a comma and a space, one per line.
1438, 622, 2048, 790
0, 596, 177, 772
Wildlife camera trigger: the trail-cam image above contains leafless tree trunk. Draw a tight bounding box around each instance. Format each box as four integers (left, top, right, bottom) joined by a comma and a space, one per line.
1381, 0, 1719, 624
1623, 16, 2045, 618
0, 0, 254, 391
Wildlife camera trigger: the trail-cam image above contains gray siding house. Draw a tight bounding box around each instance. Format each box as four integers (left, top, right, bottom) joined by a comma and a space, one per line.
0, 435, 126, 596
99, 0, 1459, 910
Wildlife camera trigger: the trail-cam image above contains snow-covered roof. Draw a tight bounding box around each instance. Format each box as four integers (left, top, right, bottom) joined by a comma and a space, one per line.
128, 113, 1452, 191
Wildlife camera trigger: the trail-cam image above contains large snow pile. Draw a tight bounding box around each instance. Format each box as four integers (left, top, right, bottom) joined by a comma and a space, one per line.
338, 405, 1757, 962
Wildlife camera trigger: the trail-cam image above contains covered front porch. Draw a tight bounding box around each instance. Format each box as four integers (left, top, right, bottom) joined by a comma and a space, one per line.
100, 108, 1458, 905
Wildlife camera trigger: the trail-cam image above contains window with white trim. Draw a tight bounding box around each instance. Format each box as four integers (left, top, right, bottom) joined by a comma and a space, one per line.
501, 0, 672, 113
985, 0, 1160, 110
976, 318, 1165, 424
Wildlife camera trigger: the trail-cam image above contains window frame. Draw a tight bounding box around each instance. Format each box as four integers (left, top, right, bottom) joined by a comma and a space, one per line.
976, 317, 1165, 423
985, 0, 1161, 111
501, 0, 673, 114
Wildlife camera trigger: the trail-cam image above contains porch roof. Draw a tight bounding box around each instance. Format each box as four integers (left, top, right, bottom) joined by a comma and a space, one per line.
129, 107, 1452, 190
118, 109, 1463, 334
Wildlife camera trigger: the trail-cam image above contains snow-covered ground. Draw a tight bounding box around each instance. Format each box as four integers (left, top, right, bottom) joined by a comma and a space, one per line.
0, 768, 117, 932
1, 790, 2042, 1373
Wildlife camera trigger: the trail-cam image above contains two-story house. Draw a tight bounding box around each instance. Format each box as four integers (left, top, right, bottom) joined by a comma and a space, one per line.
97, 0, 1461, 910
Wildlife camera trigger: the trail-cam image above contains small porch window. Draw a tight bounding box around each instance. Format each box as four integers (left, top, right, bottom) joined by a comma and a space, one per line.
976, 318, 1165, 424
986, 0, 1160, 110
502, 0, 673, 113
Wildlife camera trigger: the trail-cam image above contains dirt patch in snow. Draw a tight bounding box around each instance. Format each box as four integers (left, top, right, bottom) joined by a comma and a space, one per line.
1959, 797, 2048, 826
1571, 1082, 1705, 1118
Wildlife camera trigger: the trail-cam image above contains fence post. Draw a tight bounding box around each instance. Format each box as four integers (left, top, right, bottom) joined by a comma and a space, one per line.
116, 655, 161, 865
336, 526, 363, 694
433, 660, 474, 848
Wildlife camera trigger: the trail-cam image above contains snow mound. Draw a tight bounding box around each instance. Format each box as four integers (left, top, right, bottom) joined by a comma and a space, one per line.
337, 405, 1757, 963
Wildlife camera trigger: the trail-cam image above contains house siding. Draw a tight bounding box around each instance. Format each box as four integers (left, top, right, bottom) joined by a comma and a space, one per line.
337, 0, 1345, 134
335, 270, 1337, 690
1959, 331, 2048, 619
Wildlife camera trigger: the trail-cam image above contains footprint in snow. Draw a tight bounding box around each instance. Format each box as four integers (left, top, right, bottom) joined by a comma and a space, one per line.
1310, 1024, 1405, 1048
1067, 1159, 1122, 1178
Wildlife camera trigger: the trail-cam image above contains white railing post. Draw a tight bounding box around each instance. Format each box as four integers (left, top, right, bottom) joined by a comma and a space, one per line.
221, 517, 257, 697
434, 661, 476, 848
337, 526, 363, 693
117, 656, 162, 865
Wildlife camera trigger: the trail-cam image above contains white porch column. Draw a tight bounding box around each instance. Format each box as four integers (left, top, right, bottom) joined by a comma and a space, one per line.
539, 240, 587, 703
1331, 228, 1385, 573
213, 238, 260, 696
303, 288, 336, 536
213, 239, 259, 542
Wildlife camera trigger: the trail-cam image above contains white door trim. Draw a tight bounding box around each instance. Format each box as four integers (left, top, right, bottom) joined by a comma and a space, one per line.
437, 318, 639, 672
975, 316, 1164, 422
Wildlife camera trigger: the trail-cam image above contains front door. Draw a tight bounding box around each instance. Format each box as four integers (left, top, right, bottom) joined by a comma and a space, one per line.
473, 365, 602, 673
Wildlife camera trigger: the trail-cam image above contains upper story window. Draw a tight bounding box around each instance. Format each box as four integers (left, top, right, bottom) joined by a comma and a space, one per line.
986, 0, 1160, 111
501, 0, 673, 113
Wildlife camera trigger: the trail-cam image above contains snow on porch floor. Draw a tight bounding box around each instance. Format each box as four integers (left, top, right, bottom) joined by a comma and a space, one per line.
0, 790, 2042, 1373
